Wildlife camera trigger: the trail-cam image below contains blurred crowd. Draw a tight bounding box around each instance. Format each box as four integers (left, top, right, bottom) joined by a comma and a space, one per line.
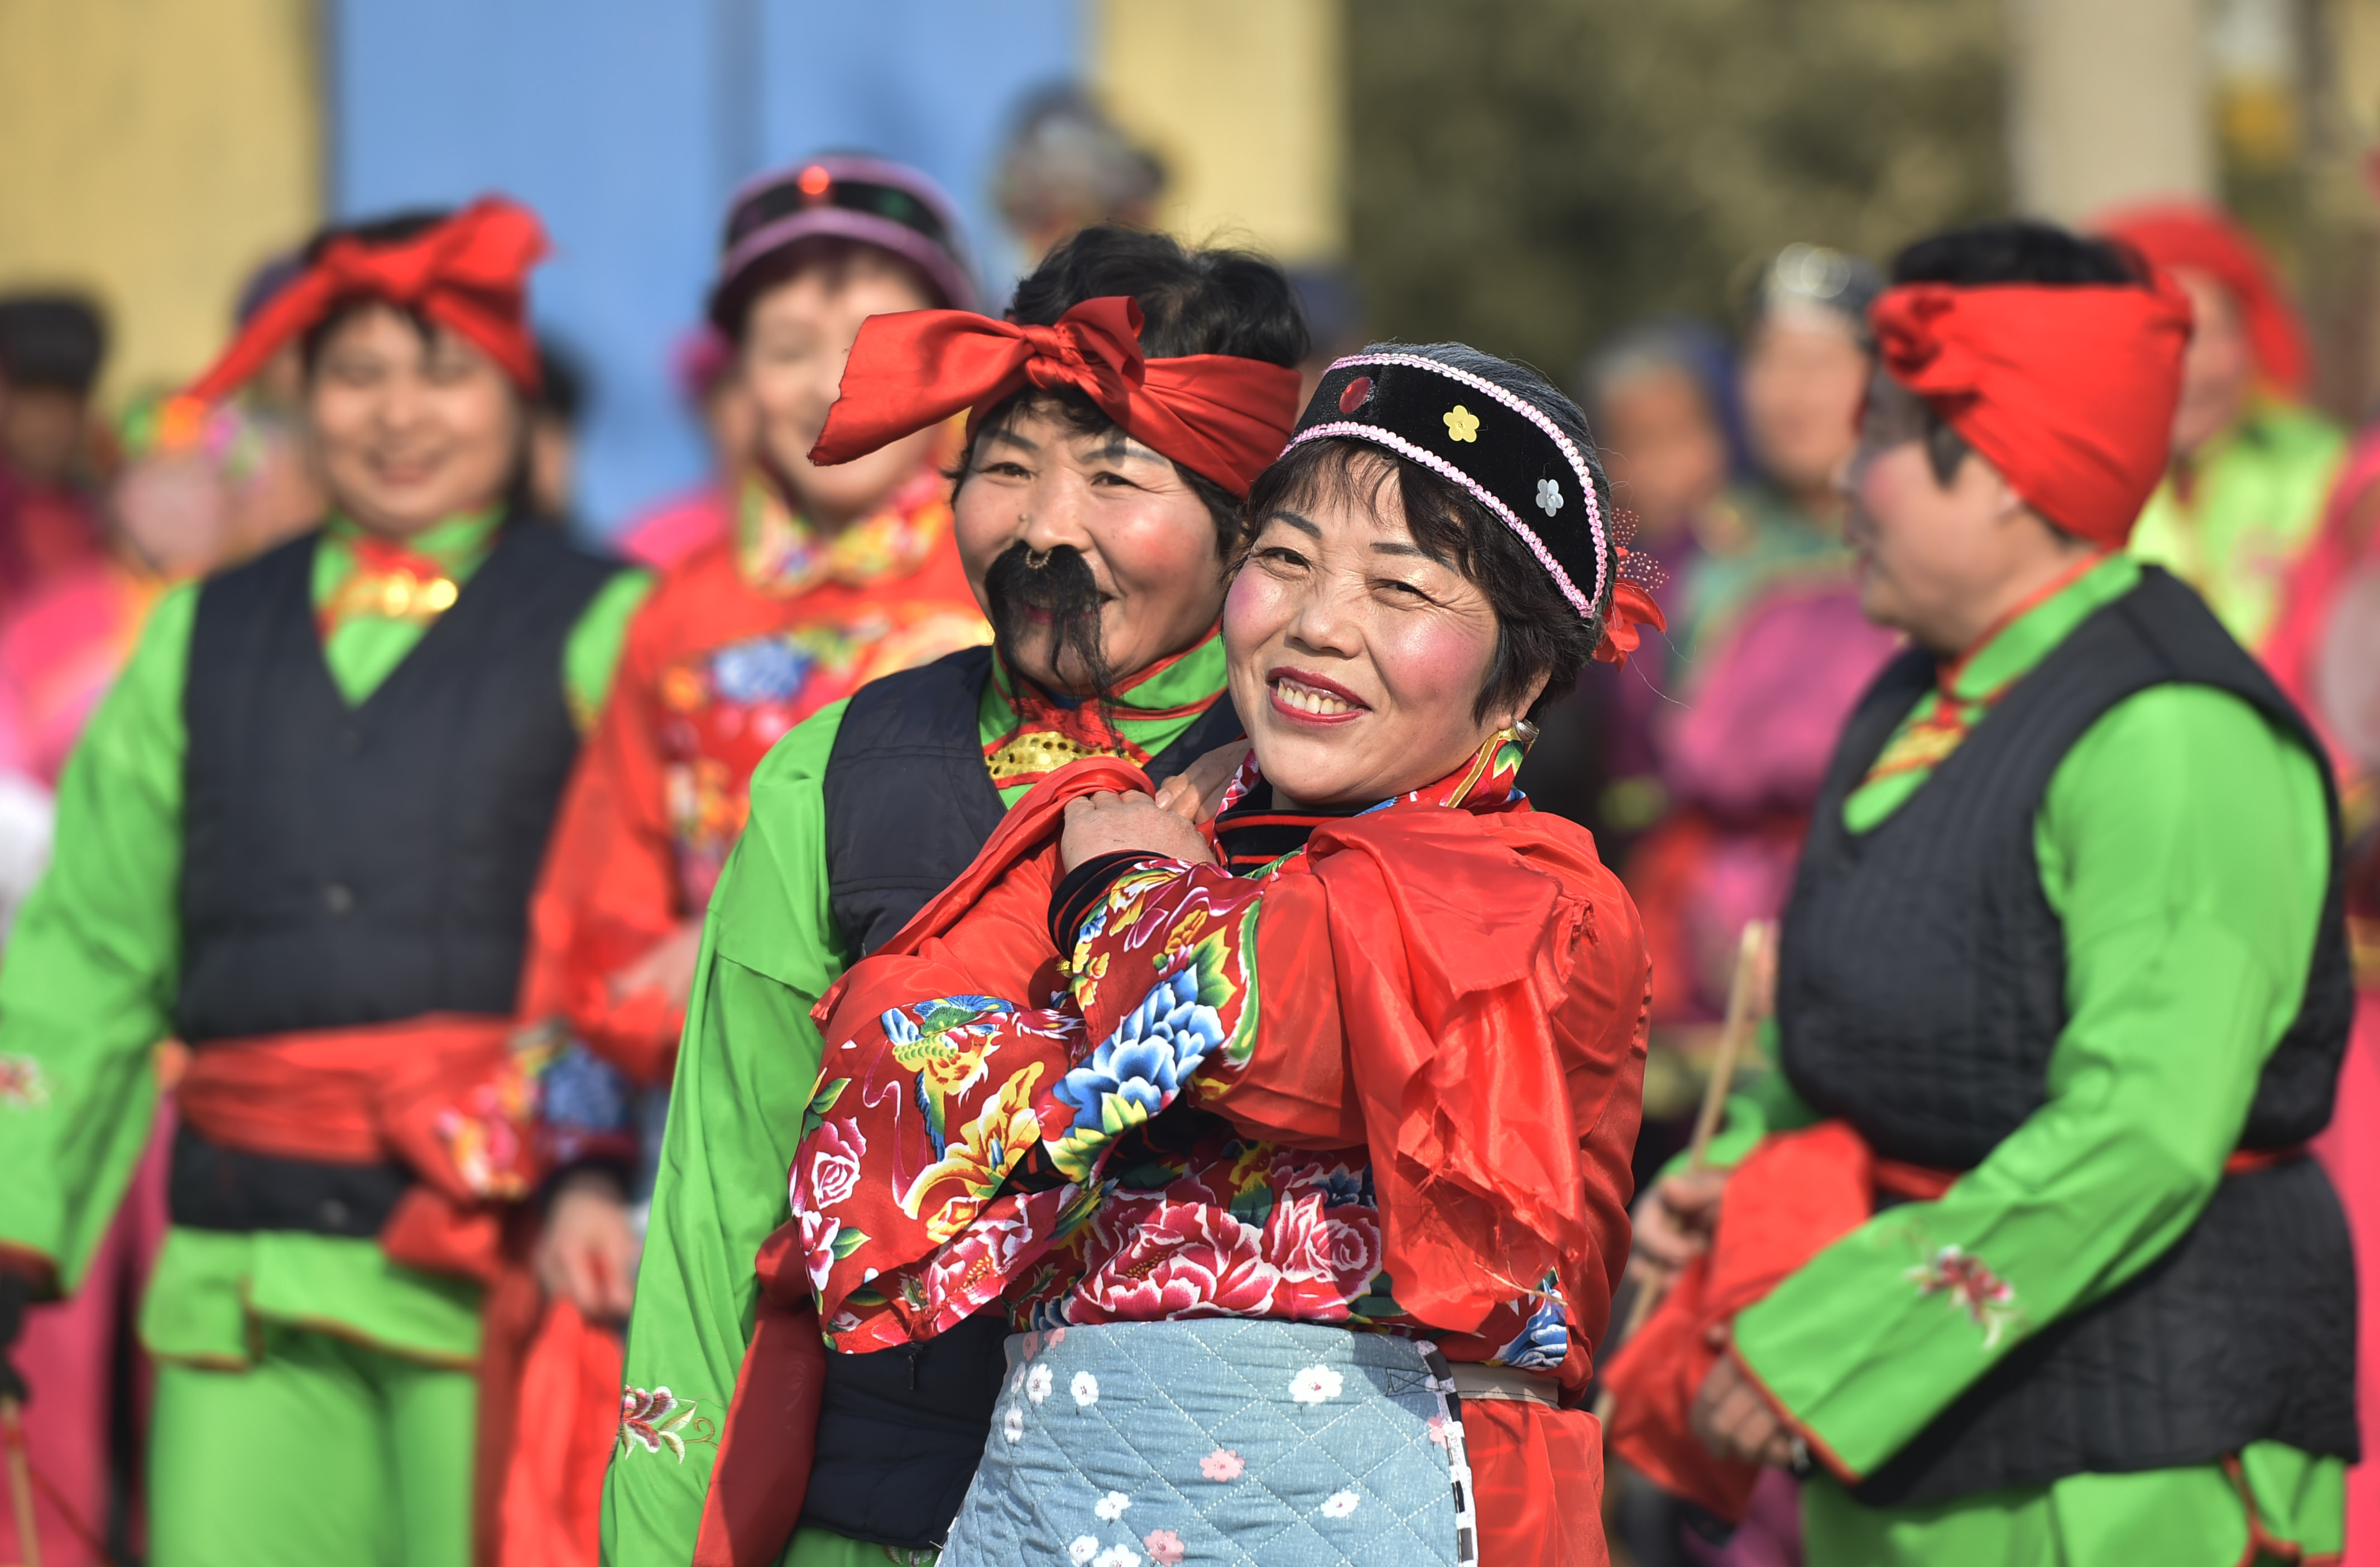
1, 55, 2378, 1567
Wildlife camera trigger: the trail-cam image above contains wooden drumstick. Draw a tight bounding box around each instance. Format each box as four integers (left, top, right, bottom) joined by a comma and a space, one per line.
1594, 918, 1773, 1424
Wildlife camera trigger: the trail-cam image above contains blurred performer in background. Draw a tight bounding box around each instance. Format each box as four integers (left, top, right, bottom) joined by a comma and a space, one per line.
0, 295, 112, 620
603, 224, 1302, 1567
2269, 418, 2380, 1562
1618, 251, 1898, 1133
0, 199, 650, 1567
614, 327, 756, 571
994, 84, 1168, 266
1608, 220, 2354, 1566
1527, 318, 1739, 851
2099, 202, 2344, 655
521, 153, 992, 1335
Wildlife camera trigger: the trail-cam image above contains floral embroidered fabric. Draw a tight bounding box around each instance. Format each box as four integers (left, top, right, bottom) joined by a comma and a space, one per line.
789, 733, 1642, 1391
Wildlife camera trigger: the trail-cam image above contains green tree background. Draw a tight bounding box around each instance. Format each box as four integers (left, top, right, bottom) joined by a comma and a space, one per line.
1345, 0, 2011, 384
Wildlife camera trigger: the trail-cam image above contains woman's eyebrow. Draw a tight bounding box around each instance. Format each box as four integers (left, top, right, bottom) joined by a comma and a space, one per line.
1371, 540, 1431, 559
1265, 510, 1323, 539
1081, 431, 1168, 465
982, 426, 1041, 454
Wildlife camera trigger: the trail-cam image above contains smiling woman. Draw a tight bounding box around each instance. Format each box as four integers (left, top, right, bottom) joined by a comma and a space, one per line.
786, 342, 1657, 1566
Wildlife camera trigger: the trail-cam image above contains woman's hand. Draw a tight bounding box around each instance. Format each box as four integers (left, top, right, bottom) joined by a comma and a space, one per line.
534, 1167, 640, 1322
1691, 1346, 1800, 1468
1153, 741, 1252, 825
1630, 1167, 1729, 1272
1060, 790, 1215, 872
607, 917, 706, 1010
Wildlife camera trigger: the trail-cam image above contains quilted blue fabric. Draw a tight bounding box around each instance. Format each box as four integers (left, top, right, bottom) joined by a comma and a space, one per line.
939, 1319, 1461, 1566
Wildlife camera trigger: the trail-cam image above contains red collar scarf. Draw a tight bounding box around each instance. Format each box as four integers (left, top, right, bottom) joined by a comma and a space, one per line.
809, 296, 1301, 495
186, 197, 549, 401
1870, 277, 2193, 550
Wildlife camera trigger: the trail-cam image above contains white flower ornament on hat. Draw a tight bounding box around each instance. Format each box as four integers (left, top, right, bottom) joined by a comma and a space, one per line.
1536, 477, 1562, 516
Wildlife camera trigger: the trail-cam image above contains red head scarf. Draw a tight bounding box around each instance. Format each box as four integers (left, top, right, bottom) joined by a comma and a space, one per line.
2099, 201, 2310, 397
185, 197, 549, 401
1869, 276, 2194, 549
809, 296, 1301, 495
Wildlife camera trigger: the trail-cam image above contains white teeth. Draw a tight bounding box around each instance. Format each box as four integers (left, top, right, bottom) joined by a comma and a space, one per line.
1276, 679, 1354, 715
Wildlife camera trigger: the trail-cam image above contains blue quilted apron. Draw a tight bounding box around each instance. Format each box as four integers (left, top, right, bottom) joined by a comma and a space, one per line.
939, 1320, 1480, 1567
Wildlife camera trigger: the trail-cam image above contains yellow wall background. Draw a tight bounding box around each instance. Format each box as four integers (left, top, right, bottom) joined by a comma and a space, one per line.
0, 0, 322, 403
1093, 0, 1345, 263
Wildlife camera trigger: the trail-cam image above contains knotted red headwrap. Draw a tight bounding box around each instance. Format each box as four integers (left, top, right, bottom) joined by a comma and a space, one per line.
2099, 201, 2309, 397
1870, 276, 2194, 549
185, 196, 549, 401
809, 296, 1301, 495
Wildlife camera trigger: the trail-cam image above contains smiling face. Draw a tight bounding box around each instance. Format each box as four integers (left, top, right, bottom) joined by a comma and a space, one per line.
741, 256, 938, 528
1225, 454, 1541, 809
951, 398, 1229, 695
306, 303, 521, 537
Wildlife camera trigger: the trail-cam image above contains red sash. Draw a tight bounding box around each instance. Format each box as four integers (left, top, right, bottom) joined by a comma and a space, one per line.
174, 1013, 596, 1567
1599, 1122, 2303, 1520
175, 1011, 533, 1282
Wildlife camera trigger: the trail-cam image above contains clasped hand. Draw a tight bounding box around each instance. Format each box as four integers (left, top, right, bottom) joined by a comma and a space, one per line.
1058, 741, 1249, 872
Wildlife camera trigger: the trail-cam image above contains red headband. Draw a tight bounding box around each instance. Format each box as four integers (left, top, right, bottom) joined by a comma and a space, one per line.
186, 197, 549, 402
1870, 277, 2194, 550
809, 296, 1301, 495
2099, 201, 2309, 397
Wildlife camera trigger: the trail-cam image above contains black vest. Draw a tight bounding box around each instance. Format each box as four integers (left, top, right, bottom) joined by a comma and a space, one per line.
169, 523, 621, 1236
803, 645, 1244, 1548
1778, 566, 2358, 1506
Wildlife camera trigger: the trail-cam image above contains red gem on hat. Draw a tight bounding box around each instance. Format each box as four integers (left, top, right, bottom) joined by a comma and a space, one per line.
798, 164, 832, 201
1338, 376, 1373, 414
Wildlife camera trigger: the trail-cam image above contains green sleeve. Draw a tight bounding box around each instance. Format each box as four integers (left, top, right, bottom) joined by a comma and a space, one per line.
0, 584, 196, 1287
1733, 684, 2329, 1479
603, 699, 850, 1559
562, 567, 654, 728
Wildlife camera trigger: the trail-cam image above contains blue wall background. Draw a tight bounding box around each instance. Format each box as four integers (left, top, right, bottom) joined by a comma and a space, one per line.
328, 0, 1080, 537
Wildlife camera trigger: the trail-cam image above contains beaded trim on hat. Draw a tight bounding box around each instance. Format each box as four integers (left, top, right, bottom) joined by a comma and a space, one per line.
1286, 352, 1610, 619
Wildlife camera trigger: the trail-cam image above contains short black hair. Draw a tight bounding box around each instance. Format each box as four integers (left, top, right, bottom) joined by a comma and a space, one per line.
535, 338, 587, 426
1242, 342, 1605, 724
1889, 222, 2149, 488
298, 209, 453, 376
0, 294, 107, 393
961, 224, 1310, 555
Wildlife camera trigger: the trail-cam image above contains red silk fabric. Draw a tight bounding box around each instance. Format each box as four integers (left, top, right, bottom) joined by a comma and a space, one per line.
1597, 1121, 1875, 1520
2100, 201, 2310, 397
1870, 278, 2193, 550
173, 1011, 527, 1283
185, 196, 549, 401
808, 296, 1301, 494
497, 1299, 620, 1567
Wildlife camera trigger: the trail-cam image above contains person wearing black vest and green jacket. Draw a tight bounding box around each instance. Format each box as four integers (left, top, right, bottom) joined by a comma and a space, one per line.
1620, 222, 2357, 1563
603, 225, 1306, 1567
0, 201, 650, 1567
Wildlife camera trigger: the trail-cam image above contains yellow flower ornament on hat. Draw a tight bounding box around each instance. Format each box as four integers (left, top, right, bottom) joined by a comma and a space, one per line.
1443, 404, 1480, 441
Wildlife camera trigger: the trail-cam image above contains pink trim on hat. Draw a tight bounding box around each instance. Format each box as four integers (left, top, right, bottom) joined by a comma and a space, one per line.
1288, 420, 1594, 618
716, 155, 977, 314
1313, 352, 1610, 612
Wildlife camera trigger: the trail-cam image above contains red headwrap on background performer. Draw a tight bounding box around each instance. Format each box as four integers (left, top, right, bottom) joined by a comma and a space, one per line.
810, 294, 1301, 493
1866, 272, 2194, 550
184, 196, 549, 402
2098, 200, 2311, 397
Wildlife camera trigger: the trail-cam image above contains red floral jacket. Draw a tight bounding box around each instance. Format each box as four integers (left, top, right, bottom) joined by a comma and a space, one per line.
789, 739, 1650, 1396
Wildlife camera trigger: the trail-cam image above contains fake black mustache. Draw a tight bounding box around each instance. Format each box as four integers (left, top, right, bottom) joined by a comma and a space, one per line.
982, 542, 1116, 701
